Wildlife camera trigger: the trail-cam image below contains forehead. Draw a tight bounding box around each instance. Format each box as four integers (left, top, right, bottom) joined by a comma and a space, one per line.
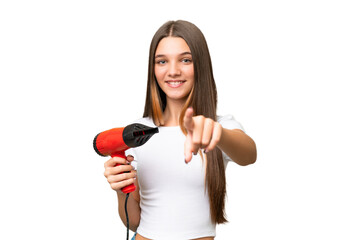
155, 37, 191, 55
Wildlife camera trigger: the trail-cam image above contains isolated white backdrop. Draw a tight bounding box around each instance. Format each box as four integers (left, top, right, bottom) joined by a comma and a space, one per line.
1, 0, 359, 239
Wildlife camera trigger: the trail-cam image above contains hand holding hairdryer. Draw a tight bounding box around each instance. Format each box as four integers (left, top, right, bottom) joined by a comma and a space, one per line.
93, 123, 158, 193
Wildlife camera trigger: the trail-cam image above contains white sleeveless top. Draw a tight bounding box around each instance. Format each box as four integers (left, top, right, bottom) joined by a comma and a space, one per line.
125, 115, 244, 240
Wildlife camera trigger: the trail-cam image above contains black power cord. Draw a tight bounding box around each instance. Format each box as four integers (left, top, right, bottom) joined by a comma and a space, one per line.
125, 193, 130, 240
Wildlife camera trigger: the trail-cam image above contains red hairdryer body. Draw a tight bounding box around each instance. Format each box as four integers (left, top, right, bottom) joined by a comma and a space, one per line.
93, 123, 158, 193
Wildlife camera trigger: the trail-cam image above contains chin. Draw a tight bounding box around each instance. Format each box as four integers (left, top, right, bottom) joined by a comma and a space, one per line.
165, 93, 189, 102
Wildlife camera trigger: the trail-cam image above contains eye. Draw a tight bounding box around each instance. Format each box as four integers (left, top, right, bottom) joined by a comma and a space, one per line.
156, 60, 166, 65
182, 58, 192, 63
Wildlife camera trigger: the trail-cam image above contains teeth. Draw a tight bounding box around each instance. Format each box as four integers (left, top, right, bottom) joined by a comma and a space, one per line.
168, 81, 184, 85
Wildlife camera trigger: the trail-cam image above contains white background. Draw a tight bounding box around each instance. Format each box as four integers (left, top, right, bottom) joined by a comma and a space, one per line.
1, 0, 359, 239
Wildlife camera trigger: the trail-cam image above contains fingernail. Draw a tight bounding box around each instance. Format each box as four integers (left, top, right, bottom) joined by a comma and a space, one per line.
184, 159, 188, 164
204, 149, 209, 154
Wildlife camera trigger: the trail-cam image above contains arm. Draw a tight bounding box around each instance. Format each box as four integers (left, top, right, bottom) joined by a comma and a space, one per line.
183, 108, 257, 165
104, 156, 141, 232
116, 179, 141, 232
217, 128, 257, 166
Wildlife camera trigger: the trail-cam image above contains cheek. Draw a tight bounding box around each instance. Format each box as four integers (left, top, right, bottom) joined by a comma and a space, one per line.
184, 65, 194, 79
154, 66, 166, 80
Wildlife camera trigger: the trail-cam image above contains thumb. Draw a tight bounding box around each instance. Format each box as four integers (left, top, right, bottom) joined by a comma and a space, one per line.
126, 154, 135, 164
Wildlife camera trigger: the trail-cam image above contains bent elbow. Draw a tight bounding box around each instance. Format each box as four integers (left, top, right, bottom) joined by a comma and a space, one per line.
237, 143, 257, 166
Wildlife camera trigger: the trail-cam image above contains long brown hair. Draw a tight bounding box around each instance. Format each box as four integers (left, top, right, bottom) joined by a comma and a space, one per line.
143, 20, 227, 224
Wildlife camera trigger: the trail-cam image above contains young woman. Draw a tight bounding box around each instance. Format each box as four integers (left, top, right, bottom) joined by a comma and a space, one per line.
103, 20, 257, 240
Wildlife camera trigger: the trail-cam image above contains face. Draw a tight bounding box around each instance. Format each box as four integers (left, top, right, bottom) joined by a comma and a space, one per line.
154, 37, 194, 103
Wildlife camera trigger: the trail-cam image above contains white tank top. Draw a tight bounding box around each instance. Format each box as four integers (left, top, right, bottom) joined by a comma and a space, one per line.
126, 115, 244, 239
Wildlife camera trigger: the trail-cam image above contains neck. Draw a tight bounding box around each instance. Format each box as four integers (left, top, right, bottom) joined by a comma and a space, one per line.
163, 98, 186, 126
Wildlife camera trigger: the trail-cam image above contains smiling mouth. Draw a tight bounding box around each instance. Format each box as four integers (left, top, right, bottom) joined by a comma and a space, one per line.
165, 80, 186, 87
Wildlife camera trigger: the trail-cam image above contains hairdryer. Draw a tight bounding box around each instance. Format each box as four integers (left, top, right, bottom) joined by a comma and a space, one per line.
93, 123, 159, 193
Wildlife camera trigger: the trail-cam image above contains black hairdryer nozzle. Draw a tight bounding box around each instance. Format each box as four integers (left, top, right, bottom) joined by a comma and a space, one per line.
123, 123, 159, 148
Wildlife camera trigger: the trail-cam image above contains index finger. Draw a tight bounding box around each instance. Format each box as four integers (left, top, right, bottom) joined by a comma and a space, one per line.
183, 107, 194, 131
104, 157, 127, 167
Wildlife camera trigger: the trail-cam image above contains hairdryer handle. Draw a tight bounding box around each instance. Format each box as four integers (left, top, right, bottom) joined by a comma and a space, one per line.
111, 152, 136, 194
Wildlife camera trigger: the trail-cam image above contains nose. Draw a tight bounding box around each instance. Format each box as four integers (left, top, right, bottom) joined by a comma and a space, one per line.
168, 62, 181, 77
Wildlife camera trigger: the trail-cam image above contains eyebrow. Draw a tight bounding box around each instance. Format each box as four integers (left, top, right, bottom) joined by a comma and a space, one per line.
155, 51, 192, 59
